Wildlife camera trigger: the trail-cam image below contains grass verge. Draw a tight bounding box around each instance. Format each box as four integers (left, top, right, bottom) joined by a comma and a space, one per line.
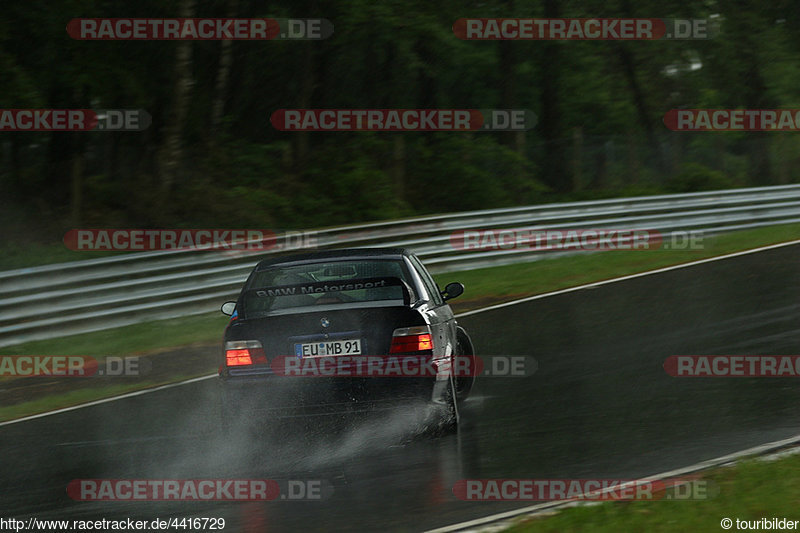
502, 451, 800, 533
0, 313, 230, 358
0, 241, 119, 271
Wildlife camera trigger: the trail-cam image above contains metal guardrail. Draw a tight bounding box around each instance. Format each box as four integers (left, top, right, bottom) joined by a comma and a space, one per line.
2, 184, 800, 347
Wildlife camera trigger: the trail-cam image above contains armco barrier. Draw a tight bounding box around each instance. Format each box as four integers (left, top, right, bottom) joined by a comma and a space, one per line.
1, 185, 799, 346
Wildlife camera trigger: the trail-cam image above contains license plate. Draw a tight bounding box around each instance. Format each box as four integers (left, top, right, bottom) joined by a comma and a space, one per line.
294, 339, 362, 357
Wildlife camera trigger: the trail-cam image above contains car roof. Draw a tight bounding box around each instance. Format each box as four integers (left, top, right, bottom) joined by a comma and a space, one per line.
254, 248, 412, 270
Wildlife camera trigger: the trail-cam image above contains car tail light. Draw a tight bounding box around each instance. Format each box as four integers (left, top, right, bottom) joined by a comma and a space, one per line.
389, 326, 433, 353
225, 340, 267, 366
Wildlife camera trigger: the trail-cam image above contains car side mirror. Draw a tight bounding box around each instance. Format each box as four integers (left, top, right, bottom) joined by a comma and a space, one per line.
441, 282, 464, 301
220, 301, 236, 316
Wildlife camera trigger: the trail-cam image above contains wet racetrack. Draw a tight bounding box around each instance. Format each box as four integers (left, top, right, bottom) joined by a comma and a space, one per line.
1, 244, 799, 531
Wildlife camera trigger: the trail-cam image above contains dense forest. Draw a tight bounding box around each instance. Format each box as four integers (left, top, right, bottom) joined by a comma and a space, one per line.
2, 0, 800, 240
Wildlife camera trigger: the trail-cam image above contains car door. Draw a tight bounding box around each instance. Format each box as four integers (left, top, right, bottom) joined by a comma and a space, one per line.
406, 254, 457, 357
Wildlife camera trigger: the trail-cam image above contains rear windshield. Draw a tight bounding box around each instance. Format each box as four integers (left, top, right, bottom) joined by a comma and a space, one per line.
240, 259, 414, 317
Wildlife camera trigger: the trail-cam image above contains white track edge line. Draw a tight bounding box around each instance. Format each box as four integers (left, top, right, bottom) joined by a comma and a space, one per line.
0, 374, 216, 428
424, 433, 800, 533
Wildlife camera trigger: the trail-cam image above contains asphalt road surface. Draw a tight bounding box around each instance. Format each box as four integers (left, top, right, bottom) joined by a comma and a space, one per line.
2, 244, 799, 531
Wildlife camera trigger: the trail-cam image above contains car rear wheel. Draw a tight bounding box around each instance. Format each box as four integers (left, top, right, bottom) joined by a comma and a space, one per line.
453, 338, 475, 402
431, 374, 459, 433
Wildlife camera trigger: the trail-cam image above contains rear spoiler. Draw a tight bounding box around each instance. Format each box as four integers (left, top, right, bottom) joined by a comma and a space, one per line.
247, 276, 413, 306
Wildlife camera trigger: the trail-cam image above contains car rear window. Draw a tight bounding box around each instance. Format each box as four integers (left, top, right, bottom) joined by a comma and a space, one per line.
240, 259, 414, 317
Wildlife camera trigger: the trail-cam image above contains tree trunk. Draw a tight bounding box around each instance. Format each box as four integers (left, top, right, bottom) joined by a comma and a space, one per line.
209, 0, 238, 147
293, 41, 316, 174
612, 42, 663, 177
539, 0, 569, 192
499, 39, 517, 151
626, 130, 639, 185
70, 151, 83, 227
391, 135, 405, 200
157, 0, 195, 198
572, 126, 583, 190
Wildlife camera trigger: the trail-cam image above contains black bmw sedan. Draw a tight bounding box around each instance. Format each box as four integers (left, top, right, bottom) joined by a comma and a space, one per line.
218, 248, 475, 426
